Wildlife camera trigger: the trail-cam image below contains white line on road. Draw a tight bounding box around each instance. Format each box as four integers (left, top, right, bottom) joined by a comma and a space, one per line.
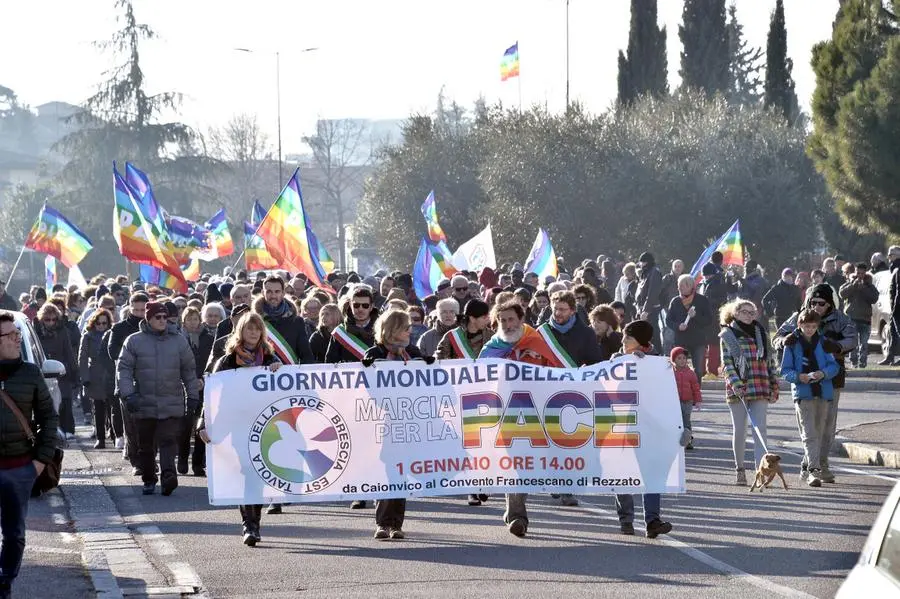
577, 499, 817, 599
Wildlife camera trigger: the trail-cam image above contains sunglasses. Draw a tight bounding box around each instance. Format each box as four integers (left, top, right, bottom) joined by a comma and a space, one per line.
454, 287, 468, 292
352, 303, 371, 309
809, 300, 828, 307
151, 314, 168, 321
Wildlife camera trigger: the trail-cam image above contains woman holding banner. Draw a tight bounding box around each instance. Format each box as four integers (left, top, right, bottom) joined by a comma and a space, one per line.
362, 309, 426, 541
198, 312, 281, 548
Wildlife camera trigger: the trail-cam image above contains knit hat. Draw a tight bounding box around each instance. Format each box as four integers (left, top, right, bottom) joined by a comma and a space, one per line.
204, 283, 223, 304
164, 301, 179, 318
623, 320, 653, 347
463, 299, 490, 319
478, 267, 498, 289
95, 285, 109, 300
638, 252, 654, 265
808, 283, 835, 307
145, 301, 168, 321
436, 278, 451, 292
781, 268, 795, 278
670, 346, 688, 361
219, 283, 234, 300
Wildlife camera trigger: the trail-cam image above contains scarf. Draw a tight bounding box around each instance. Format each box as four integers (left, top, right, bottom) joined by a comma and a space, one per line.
549, 315, 576, 334
719, 320, 767, 381
384, 343, 411, 362
185, 330, 201, 350
262, 300, 290, 320
798, 332, 823, 396
235, 344, 264, 367
345, 320, 375, 346
680, 291, 695, 309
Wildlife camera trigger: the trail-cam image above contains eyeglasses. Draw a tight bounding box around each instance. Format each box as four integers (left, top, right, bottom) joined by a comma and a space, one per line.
0, 330, 21, 340
410, 319, 422, 324
736, 309, 756, 316
454, 287, 468, 292
352, 303, 371, 310
809, 300, 828, 307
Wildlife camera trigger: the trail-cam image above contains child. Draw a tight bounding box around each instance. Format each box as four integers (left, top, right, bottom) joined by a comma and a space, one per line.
671, 347, 702, 450
780, 309, 839, 488
612, 320, 685, 538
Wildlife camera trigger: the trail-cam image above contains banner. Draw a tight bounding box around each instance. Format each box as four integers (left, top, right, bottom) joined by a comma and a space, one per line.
204, 356, 685, 506
450, 224, 496, 272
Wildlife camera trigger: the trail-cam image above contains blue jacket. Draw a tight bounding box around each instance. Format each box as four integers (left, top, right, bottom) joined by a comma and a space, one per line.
780, 332, 840, 401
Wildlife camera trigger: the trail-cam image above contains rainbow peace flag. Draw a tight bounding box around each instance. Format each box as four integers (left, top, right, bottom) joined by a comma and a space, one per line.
206, 208, 234, 258
501, 42, 520, 81
420, 190, 447, 244
523, 228, 558, 280
45, 255, 57, 289
167, 214, 210, 262
244, 221, 279, 271
309, 229, 335, 274
256, 168, 329, 288
689, 220, 744, 280
413, 237, 456, 300
139, 257, 201, 289
24, 203, 93, 268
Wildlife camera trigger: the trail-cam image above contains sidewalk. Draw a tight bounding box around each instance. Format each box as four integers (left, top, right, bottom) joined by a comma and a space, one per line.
835, 419, 900, 468
702, 366, 900, 392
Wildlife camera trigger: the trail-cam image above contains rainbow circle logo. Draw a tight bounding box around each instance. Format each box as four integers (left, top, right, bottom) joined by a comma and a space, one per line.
248, 396, 351, 495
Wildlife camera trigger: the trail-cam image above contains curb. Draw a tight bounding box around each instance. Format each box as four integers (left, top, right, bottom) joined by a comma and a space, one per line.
832, 436, 900, 469
702, 379, 900, 392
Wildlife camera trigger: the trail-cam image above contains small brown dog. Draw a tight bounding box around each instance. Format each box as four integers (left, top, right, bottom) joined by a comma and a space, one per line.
748, 453, 788, 492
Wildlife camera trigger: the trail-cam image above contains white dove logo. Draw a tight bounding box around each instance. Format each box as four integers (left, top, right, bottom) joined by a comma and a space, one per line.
267, 411, 338, 480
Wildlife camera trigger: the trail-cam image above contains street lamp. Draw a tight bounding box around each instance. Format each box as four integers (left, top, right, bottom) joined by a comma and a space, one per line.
234, 46, 319, 185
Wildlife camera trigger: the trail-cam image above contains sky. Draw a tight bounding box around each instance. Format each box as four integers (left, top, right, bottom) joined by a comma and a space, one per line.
2, 0, 839, 156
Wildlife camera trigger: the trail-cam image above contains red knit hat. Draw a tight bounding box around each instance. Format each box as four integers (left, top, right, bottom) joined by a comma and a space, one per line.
670, 346, 688, 361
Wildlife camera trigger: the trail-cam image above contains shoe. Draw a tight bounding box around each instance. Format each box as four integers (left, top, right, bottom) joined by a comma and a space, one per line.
735, 468, 747, 486
350, 500, 367, 509
799, 469, 809, 483
142, 483, 155, 495
807, 468, 822, 488
132, 467, 143, 477
550, 494, 561, 499
242, 527, 258, 547
646, 519, 672, 539
192, 468, 206, 477
93, 440, 106, 449
620, 523, 635, 535
115, 437, 125, 449
177, 458, 188, 476
374, 526, 390, 540
389, 528, 405, 540
685, 442, 695, 450
508, 518, 527, 537
0, 580, 9, 599
266, 504, 282, 515
819, 469, 835, 484
559, 494, 579, 507
161, 476, 178, 496
477, 494, 489, 502
878, 358, 894, 366
467, 494, 482, 506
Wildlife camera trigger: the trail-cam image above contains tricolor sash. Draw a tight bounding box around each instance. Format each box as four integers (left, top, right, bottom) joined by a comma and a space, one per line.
331, 325, 371, 360
537, 323, 579, 368
265, 321, 298, 365
447, 327, 477, 359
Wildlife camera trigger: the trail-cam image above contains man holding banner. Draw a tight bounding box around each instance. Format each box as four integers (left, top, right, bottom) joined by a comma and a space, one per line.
253, 276, 313, 366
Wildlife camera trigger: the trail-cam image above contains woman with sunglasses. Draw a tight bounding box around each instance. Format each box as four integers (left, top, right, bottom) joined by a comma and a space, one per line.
718, 299, 779, 486
35, 303, 79, 439
78, 309, 116, 448
199, 312, 281, 547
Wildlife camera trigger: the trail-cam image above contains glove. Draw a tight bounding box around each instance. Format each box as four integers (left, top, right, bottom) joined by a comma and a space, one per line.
422, 356, 436, 365
679, 429, 692, 447
186, 401, 200, 419
822, 338, 842, 353
361, 356, 376, 367
82, 381, 90, 389
782, 333, 798, 347
125, 394, 141, 414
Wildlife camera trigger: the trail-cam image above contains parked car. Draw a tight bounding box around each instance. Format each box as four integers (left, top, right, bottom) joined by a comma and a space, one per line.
837, 480, 900, 598
12, 311, 65, 414
871, 270, 893, 359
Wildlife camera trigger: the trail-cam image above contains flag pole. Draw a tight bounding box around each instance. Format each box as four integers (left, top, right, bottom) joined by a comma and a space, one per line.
229, 169, 295, 273
6, 245, 28, 286
517, 40, 522, 111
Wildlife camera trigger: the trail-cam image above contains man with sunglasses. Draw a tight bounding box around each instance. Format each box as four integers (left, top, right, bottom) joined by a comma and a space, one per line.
325, 284, 376, 509
117, 301, 200, 497
775, 284, 856, 484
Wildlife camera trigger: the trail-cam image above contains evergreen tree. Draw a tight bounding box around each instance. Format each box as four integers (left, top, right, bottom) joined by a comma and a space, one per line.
763, 0, 800, 123
679, 0, 730, 96
617, 0, 668, 105
725, 3, 764, 106
808, 0, 899, 236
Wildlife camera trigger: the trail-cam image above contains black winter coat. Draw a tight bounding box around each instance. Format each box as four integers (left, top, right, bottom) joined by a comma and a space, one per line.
665, 294, 713, 349
107, 315, 143, 362
309, 327, 332, 363
0, 359, 59, 464
252, 298, 314, 364
79, 330, 112, 401
325, 320, 375, 363
184, 328, 215, 380
363, 344, 423, 362
546, 320, 603, 366
763, 281, 803, 326
635, 266, 663, 315
35, 322, 79, 397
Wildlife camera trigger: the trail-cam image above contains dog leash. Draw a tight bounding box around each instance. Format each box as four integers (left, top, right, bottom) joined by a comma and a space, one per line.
736, 393, 770, 455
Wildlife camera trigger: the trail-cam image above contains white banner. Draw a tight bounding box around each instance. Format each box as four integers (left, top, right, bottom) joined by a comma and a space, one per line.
450, 224, 496, 272
204, 356, 685, 506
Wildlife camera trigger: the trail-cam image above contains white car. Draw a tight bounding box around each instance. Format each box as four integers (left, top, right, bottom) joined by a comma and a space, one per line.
837, 480, 900, 598
11, 312, 66, 413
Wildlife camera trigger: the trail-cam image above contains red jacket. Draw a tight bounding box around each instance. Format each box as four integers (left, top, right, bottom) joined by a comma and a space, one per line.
674, 366, 702, 404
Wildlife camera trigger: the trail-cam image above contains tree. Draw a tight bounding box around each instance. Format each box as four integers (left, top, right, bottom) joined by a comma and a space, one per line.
302, 119, 374, 272
0, 85, 38, 155
725, 3, 764, 106
764, 0, 800, 123
808, 0, 899, 236
52, 0, 222, 274
679, 0, 730, 97
0, 184, 50, 285
617, 0, 668, 105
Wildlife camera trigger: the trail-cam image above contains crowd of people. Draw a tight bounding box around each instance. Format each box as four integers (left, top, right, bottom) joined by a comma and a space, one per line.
0, 243, 898, 595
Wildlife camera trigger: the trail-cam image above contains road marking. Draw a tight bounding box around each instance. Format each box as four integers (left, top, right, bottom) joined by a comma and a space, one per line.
577, 499, 817, 599
25, 546, 79, 555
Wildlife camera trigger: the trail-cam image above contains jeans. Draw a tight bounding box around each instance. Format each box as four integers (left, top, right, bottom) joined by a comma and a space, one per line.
851, 320, 871, 367
136, 418, 180, 486
504, 493, 528, 526
686, 345, 706, 382
239, 505, 262, 529
615, 493, 660, 525
821, 389, 841, 473
680, 402, 693, 433
728, 399, 768, 469
795, 398, 829, 470
0, 463, 37, 584
375, 499, 406, 529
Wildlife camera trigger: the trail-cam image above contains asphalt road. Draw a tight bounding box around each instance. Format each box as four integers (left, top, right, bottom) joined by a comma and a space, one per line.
26, 386, 900, 599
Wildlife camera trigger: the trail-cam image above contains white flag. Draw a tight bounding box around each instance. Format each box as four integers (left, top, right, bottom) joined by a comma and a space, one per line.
67, 264, 87, 289
450, 224, 496, 272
